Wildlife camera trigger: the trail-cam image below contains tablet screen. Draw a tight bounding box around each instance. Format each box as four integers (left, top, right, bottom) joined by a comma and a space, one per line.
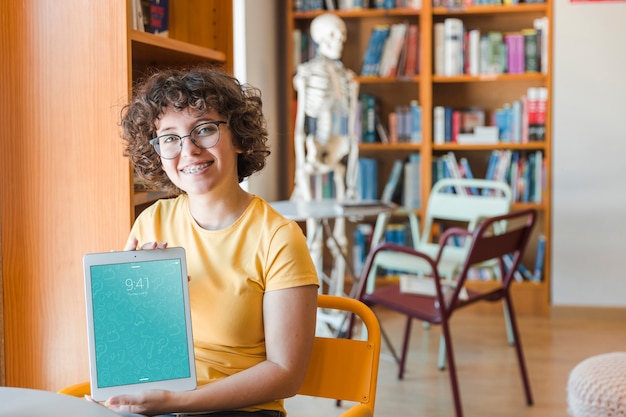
84, 248, 196, 401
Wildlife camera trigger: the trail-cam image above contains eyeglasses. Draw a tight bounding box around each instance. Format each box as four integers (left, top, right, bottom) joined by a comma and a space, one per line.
150, 121, 228, 159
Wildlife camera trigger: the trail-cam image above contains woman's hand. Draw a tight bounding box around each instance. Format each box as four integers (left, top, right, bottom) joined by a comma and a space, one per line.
104, 390, 173, 416
124, 236, 168, 251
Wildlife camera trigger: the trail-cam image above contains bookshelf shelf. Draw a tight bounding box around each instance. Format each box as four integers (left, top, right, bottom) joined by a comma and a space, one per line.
131, 30, 226, 66
285, 0, 552, 315
360, 143, 423, 151
433, 142, 547, 151
358, 76, 420, 84
432, 73, 547, 83
294, 8, 422, 19
433, 3, 547, 15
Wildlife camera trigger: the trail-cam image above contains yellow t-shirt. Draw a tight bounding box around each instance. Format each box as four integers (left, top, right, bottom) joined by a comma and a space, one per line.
129, 194, 319, 414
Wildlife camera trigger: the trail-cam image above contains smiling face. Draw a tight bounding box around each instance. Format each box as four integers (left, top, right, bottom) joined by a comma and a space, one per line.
155, 107, 241, 198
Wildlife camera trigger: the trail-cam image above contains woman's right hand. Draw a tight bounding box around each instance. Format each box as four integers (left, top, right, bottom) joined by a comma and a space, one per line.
124, 236, 168, 251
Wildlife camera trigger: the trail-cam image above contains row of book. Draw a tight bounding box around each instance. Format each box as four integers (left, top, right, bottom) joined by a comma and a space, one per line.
434, 0, 546, 7
131, 0, 169, 36
432, 150, 544, 204
433, 87, 548, 145
361, 94, 422, 144
295, 0, 421, 12
295, 0, 543, 11
434, 17, 549, 76
361, 23, 421, 78
358, 154, 422, 208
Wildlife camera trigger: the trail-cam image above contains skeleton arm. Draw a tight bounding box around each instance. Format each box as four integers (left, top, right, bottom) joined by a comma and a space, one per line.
344, 71, 360, 201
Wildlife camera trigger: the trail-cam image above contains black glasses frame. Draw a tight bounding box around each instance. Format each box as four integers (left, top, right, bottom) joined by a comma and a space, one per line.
149, 121, 228, 159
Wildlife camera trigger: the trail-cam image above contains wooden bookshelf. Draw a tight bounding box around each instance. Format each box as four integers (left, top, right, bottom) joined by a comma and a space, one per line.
284, 0, 552, 316
0, 0, 229, 391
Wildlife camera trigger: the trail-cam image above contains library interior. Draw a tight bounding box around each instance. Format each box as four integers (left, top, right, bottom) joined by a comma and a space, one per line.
1, 1, 625, 417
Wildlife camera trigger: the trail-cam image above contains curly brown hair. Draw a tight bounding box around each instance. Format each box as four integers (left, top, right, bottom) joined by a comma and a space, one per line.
121, 66, 270, 194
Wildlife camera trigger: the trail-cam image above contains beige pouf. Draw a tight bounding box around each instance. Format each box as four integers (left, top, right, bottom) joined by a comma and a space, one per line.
567, 352, 626, 417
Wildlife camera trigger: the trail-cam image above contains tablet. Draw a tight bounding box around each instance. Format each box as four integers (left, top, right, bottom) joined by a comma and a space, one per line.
83, 247, 196, 402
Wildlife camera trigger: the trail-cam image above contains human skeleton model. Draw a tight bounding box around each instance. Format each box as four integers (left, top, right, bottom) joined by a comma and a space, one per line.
292, 14, 360, 296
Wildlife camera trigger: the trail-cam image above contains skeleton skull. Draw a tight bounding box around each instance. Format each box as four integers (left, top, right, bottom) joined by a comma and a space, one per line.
310, 14, 347, 61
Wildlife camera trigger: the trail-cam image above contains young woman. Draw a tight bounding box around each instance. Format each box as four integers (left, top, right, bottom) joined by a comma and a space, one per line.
108, 66, 319, 417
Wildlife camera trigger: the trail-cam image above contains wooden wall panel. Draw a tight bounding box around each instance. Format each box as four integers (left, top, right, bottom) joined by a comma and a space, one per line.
0, 1, 132, 390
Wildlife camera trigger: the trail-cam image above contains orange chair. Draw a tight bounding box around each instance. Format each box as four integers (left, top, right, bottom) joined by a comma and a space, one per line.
60, 294, 381, 417
351, 209, 536, 417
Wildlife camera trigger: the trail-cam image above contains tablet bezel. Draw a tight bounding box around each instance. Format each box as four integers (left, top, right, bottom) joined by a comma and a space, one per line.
83, 247, 196, 402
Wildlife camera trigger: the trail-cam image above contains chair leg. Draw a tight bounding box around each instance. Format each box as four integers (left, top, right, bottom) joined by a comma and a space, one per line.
503, 302, 514, 345
441, 321, 464, 417
398, 316, 413, 380
437, 333, 447, 370
504, 296, 534, 406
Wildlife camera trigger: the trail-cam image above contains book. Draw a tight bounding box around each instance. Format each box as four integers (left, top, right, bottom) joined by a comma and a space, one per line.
511, 99, 522, 143
526, 87, 540, 141
487, 31, 505, 75
522, 28, 539, 73
388, 111, 398, 144
467, 29, 481, 76
410, 100, 422, 143
150, 0, 169, 37
403, 153, 421, 210
379, 22, 408, 77
375, 112, 389, 144
357, 158, 379, 201
443, 18, 464, 76
505, 32, 525, 74
381, 159, 405, 203
292, 29, 302, 71
361, 25, 390, 76
444, 107, 453, 143
533, 150, 543, 203
402, 24, 420, 77
458, 158, 479, 194
433, 23, 445, 76
131, 0, 146, 31
534, 17, 549, 74
535, 87, 548, 142
533, 234, 546, 282
433, 106, 445, 144
360, 94, 377, 143
443, 152, 466, 195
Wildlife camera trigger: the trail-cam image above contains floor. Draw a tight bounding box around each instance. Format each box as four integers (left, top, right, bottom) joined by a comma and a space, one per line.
285, 303, 626, 417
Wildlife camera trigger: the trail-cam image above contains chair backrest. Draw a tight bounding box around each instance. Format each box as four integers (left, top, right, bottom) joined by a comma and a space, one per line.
420, 178, 513, 247
60, 294, 381, 416
298, 294, 381, 413
440, 208, 536, 307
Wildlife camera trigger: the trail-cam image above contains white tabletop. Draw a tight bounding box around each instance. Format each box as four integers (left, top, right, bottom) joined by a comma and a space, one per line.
0, 387, 120, 417
271, 199, 395, 221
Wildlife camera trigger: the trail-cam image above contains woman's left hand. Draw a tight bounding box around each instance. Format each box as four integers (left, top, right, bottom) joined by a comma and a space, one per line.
104, 390, 173, 416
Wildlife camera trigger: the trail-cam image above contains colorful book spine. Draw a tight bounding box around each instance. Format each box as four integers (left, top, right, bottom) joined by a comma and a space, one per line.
443, 18, 464, 76
360, 94, 377, 143
522, 28, 539, 73
410, 100, 422, 143
357, 158, 378, 200
533, 234, 546, 282
403, 24, 420, 77
505, 32, 525, 74
150, 0, 169, 36
433, 106, 445, 145
381, 159, 405, 203
361, 25, 390, 76
403, 153, 421, 210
